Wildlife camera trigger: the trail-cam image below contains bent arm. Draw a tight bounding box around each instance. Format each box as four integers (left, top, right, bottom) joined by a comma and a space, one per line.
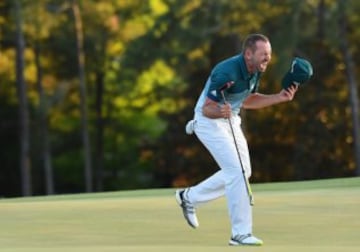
243, 85, 298, 110
202, 98, 232, 119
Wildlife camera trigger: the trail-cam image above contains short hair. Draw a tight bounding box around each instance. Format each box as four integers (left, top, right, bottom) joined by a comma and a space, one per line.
242, 34, 270, 52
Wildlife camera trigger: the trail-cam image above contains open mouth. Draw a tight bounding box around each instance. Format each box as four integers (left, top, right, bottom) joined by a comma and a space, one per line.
260, 62, 268, 69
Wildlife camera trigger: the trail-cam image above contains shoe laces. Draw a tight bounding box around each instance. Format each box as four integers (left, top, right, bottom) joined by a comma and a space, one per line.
232, 234, 251, 242
181, 190, 196, 214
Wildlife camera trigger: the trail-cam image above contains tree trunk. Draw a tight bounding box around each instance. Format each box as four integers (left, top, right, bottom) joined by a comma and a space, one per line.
338, 0, 360, 176
72, 0, 93, 191
34, 34, 54, 195
95, 71, 104, 191
15, 0, 32, 196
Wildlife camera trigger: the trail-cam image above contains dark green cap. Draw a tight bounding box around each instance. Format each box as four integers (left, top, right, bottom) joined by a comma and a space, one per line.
282, 57, 313, 89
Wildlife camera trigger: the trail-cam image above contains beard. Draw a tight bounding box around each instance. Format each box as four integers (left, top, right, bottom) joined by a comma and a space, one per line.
247, 55, 270, 73
252, 57, 269, 72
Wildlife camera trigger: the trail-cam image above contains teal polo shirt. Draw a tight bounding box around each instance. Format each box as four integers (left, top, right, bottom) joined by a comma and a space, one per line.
194, 54, 261, 115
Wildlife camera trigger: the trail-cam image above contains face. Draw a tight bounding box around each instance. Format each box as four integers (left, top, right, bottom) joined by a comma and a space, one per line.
245, 40, 272, 73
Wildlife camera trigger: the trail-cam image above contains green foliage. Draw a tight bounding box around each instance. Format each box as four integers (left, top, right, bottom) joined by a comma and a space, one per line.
0, 0, 359, 196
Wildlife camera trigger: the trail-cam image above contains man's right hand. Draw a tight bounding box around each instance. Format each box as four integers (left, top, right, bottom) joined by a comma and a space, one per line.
220, 102, 232, 119
202, 98, 232, 119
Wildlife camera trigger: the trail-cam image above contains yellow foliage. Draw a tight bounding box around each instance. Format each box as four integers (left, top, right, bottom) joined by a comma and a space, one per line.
107, 41, 124, 55
149, 0, 168, 16
0, 50, 15, 75
121, 18, 148, 41
187, 48, 206, 61
114, 97, 129, 108
69, 91, 80, 105
176, 0, 202, 17
136, 60, 175, 94
113, 60, 180, 116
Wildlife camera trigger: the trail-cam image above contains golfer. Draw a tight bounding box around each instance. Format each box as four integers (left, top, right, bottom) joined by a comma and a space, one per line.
176, 33, 298, 246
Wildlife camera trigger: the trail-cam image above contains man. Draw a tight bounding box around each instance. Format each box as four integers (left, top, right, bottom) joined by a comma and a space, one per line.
175, 33, 298, 246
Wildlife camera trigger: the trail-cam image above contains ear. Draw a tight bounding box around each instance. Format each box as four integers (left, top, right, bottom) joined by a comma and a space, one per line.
244, 48, 252, 59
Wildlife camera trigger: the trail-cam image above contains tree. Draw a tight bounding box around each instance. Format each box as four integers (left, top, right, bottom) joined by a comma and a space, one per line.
338, 0, 360, 176
71, 0, 93, 192
34, 0, 54, 195
14, 0, 32, 196
1, 0, 360, 197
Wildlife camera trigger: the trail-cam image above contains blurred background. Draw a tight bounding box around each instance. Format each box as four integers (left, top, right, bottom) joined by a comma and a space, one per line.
0, 0, 359, 197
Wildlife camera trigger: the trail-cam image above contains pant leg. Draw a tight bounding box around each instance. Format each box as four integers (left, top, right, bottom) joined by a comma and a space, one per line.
188, 114, 252, 236
187, 170, 226, 205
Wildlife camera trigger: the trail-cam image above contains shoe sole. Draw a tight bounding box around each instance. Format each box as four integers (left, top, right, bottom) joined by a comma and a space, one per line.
229, 240, 263, 246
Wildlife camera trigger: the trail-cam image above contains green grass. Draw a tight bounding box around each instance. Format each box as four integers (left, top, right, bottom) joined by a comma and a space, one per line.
0, 177, 359, 252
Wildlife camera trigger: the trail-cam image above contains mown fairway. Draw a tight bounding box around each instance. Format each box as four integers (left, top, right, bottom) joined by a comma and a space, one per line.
0, 178, 359, 252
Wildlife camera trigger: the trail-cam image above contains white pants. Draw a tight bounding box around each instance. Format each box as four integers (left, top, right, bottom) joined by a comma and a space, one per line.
187, 113, 252, 236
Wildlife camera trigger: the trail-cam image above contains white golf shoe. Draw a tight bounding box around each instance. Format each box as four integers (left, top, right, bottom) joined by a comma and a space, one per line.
175, 189, 199, 228
229, 234, 263, 246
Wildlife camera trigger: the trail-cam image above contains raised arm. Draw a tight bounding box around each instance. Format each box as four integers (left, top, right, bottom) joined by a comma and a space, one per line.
242, 85, 298, 110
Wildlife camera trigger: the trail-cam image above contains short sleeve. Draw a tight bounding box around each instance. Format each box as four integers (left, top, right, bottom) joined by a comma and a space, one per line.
207, 72, 232, 101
